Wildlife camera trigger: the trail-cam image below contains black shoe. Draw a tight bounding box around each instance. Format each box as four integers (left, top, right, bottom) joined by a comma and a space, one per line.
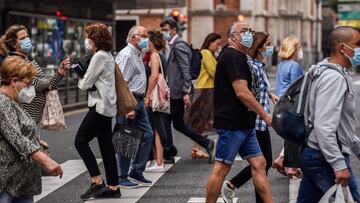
205, 139, 215, 163
164, 156, 175, 164
80, 182, 106, 200
93, 187, 121, 198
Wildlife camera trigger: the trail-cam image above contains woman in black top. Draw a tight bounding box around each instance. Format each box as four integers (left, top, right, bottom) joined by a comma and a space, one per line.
144, 30, 171, 172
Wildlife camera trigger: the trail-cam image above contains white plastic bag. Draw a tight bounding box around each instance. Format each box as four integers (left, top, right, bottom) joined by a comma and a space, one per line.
319, 184, 355, 203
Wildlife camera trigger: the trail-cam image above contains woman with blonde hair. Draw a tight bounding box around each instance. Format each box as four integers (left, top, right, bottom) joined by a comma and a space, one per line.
272, 36, 303, 178
0, 57, 63, 203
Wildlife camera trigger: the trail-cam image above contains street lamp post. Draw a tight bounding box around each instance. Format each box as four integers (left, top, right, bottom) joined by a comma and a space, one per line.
315, 0, 322, 63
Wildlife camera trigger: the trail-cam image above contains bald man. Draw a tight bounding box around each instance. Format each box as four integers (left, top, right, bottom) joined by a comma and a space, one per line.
206, 22, 274, 203
297, 26, 360, 202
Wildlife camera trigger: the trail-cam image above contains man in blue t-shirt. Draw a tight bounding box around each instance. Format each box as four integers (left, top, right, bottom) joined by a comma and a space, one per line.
206, 22, 274, 203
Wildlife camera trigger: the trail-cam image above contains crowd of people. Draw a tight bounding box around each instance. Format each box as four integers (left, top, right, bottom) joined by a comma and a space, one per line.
0, 17, 359, 203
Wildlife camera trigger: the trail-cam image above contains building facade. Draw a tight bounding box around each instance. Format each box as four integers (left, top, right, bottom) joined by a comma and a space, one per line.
114, 0, 322, 68
188, 0, 322, 68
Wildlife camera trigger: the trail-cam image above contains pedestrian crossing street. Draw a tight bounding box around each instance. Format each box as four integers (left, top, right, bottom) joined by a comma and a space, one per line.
34, 154, 299, 203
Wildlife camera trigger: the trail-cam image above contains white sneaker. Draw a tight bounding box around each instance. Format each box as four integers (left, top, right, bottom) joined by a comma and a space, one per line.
145, 163, 165, 173
146, 160, 154, 168
221, 181, 235, 203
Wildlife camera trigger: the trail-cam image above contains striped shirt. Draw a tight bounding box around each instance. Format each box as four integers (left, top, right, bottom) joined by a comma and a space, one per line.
115, 43, 147, 95
2, 54, 64, 124
248, 59, 271, 131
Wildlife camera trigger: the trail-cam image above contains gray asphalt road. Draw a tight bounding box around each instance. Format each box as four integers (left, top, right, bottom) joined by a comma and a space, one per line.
37, 73, 360, 203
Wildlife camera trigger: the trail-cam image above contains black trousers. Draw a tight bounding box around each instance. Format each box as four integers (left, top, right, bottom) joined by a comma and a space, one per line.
283, 140, 300, 168
170, 99, 210, 148
229, 129, 273, 203
74, 107, 119, 186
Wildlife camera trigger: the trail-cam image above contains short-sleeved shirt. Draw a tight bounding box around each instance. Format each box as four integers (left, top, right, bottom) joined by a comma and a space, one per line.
213, 47, 256, 130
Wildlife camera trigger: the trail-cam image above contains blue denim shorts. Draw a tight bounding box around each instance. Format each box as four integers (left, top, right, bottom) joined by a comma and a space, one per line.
215, 128, 262, 165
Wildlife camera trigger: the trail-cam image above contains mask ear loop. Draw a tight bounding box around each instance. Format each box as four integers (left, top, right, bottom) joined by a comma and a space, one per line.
341, 43, 354, 59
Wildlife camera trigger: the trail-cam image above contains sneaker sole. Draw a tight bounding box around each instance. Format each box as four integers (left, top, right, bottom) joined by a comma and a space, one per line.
93, 194, 121, 199
145, 169, 165, 173
128, 177, 152, 187
119, 184, 139, 189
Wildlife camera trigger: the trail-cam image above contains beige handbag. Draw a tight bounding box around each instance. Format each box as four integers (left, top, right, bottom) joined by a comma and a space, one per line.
115, 63, 137, 116
39, 90, 66, 131
150, 53, 170, 114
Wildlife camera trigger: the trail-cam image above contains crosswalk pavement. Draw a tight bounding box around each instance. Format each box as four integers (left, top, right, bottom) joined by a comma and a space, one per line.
188, 197, 239, 203
34, 154, 298, 203
35, 157, 180, 203
34, 159, 103, 202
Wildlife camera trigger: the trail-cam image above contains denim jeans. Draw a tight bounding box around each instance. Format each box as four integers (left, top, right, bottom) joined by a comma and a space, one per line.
215, 128, 262, 165
0, 192, 33, 203
297, 146, 360, 203
116, 97, 153, 179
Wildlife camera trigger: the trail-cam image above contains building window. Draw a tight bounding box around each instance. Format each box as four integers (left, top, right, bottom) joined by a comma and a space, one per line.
7, 12, 113, 77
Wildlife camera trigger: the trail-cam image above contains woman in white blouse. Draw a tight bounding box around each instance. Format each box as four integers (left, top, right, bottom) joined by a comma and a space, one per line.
75, 23, 120, 200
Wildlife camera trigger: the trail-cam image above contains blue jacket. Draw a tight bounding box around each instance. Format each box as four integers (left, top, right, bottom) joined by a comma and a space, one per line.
275, 60, 303, 96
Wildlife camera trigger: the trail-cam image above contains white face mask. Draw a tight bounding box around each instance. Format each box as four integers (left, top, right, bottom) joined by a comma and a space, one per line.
297, 49, 303, 60
18, 85, 36, 103
85, 38, 92, 50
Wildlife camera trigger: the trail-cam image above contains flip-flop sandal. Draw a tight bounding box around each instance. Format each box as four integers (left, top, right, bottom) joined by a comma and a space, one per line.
287, 168, 302, 178
272, 163, 287, 176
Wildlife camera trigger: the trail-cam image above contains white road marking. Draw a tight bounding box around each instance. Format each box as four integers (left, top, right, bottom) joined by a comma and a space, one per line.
87, 157, 181, 203
235, 155, 243, 161
187, 197, 239, 203
354, 80, 360, 86
289, 178, 301, 203
34, 159, 102, 202
64, 108, 88, 117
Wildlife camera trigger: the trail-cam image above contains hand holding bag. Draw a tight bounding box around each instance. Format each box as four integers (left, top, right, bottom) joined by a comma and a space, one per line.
150, 53, 170, 114
39, 89, 66, 131
115, 63, 137, 116
319, 184, 355, 203
112, 119, 144, 160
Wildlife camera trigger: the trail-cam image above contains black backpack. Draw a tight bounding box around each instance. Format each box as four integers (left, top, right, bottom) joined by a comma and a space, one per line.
173, 41, 202, 80
272, 63, 348, 145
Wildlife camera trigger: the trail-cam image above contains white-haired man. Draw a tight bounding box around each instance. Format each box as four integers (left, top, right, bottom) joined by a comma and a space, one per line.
206, 22, 274, 203
115, 26, 153, 188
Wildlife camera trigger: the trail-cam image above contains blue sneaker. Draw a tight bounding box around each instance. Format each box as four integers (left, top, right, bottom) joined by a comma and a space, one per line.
128, 174, 152, 187
119, 178, 139, 189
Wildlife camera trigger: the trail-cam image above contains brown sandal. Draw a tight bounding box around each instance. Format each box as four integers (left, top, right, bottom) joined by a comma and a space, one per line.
272, 156, 287, 176
191, 148, 209, 160
287, 168, 302, 178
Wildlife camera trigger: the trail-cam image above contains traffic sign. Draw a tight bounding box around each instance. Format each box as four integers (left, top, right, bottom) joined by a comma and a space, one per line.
339, 11, 360, 20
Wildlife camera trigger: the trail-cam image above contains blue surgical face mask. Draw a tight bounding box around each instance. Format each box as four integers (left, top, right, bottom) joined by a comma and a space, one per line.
19, 37, 32, 53
163, 31, 171, 41
240, 31, 254, 48
262, 46, 274, 57
138, 38, 149, 50
343, 43, 360, 67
